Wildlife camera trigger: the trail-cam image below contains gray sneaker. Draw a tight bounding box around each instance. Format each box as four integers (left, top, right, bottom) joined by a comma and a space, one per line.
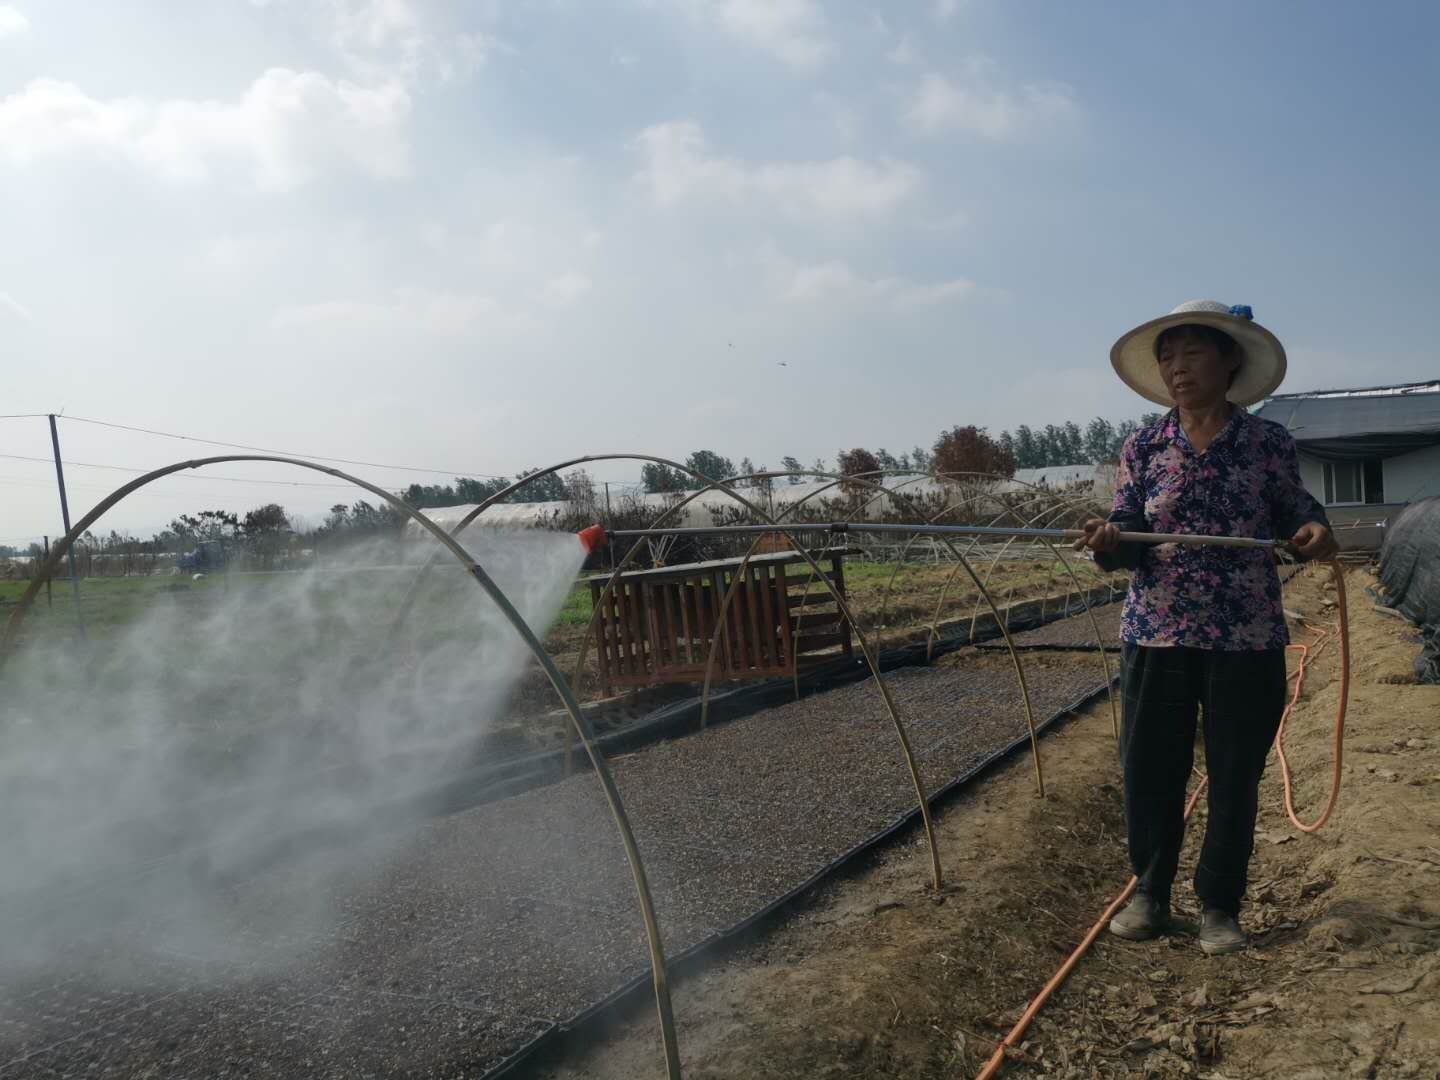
1199, 909, 1247, 955
1109, 894, 1170, 941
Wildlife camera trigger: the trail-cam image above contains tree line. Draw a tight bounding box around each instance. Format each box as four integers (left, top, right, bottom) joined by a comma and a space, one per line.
997, 413, 1164, 469
1, 409, 1163, 572
396, 467, 569, 509
629, 411, 1163, 493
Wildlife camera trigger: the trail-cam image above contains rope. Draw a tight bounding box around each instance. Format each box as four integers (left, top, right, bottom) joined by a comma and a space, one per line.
975, 558, 1351, 1079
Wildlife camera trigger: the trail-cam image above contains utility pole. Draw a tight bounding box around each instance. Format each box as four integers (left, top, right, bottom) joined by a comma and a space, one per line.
48, 414, 86, 638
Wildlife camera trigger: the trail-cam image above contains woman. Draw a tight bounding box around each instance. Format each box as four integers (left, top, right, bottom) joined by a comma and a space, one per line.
1075, 299, 1336, 955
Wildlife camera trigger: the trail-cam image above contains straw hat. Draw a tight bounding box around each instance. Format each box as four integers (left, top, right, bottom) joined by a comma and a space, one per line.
1110, 299, 1287, 407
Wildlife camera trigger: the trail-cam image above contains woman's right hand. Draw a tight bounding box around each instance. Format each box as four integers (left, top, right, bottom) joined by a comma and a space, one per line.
1074, 518, 1121, 554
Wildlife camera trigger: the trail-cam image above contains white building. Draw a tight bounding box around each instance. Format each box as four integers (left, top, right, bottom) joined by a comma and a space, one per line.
1255, 380, 1440, 549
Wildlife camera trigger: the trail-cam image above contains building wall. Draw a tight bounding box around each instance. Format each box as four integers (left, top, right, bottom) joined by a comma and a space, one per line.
1296, 451, 1393, 550
1298, 453, 1326, 504
1383, 445, 1440, 504
1297, 447, 1440, 550
1296, 449, 1440, 508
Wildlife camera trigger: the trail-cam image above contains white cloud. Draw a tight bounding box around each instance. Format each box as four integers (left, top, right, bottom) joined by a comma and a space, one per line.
0, 4, 28, 39
0, 70, 411, 190
633, 120, 922, 216
438, 31, 509, 81
272, 288, 537, 337
886, 34, 919, 66
812, 91, 861, 140
203, 233, 287, 272
328, 0, 418, 51
906, 70, 1076, 138
711, 0, 829, 70
258, 0, 507, 86
325, 0, 423, 78
768, 252, 973, 309
0, 289, 33, 323
933, 0, 963, 21
542, 272, 592, 306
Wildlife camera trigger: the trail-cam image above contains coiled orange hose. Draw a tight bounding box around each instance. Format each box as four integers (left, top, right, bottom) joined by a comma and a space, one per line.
1275, 559, 1350, 832
975, 560, 1350, 1079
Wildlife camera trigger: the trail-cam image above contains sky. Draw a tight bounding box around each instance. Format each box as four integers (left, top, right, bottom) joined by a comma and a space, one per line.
2, 0, 1437, 541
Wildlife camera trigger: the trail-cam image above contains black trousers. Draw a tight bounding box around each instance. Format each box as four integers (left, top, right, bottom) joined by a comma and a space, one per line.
1120, 644, 1287, 916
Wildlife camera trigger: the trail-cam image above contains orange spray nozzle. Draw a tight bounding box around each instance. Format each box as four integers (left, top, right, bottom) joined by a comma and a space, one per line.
577, 524, 609, 553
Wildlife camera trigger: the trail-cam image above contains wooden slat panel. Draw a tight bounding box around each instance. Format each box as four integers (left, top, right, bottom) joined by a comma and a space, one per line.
700, 574, 720, 670
661, 582, 680, 671
794, 632, 849, 654
630, 581, 650, 676
745, 563, 764, 670
590, 581, 612, 689
786, 586, 839, 608
668, 584, 685, 668
626, 582, 646, 678
645, 583, 667, 672
581, 553, 859, 685
774, 563, 793, 672
709, 570, 732, 675
731, 570, 754, 673
790, 611, 846, 632
757, 562, 778, 671
661, 582, 677, 670
829, 554, 854, 659
648, 582, 667, 670
688, 576, 705, 668
612, 582, 632, 677
593, 584, 609, 674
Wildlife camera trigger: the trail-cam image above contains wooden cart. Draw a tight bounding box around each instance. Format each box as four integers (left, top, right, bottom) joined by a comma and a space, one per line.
585, 548, 856, 692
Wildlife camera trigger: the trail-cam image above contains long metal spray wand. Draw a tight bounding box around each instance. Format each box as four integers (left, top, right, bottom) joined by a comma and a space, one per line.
607, 521, 1280, 550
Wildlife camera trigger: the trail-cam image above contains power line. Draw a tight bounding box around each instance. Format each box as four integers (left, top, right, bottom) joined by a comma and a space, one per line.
0, 475, 338, 504
0, 414, 50, 421
0, 452, 359, 489
60, 415, 509, 480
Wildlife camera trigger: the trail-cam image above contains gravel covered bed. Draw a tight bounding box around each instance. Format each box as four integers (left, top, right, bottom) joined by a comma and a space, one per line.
976, 604, 1124, 652
0, 652, 1108, 1078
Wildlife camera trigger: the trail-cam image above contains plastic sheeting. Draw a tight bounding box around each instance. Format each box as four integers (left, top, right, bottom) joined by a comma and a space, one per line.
1377, 496, 1440, 683
401, 471, 1111, 537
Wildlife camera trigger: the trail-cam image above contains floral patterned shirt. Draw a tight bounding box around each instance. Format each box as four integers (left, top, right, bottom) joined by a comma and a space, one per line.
1097, 408, 1328, 651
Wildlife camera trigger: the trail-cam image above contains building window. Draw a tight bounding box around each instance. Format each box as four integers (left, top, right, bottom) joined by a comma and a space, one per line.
1322, 459, 1385, 505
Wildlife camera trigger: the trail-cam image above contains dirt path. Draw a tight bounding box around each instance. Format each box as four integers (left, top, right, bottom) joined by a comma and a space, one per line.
530, 568, 1440, 1079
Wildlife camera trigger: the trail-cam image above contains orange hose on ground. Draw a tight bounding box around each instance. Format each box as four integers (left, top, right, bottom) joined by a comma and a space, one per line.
975, 560, 1349, 1079
973, 780, 1209, 1080
1275, 560, 1350, 831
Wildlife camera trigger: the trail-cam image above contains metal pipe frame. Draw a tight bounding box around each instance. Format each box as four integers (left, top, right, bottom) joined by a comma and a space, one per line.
3, 455, 1244, 1080
0, 454, 685, 1080
656, 469, 1053, 800
608, 522, 1280, 549
549, 464, 946, 895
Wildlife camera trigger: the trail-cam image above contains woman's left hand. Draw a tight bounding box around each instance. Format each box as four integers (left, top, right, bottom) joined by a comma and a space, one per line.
1291, 522, 1338, 560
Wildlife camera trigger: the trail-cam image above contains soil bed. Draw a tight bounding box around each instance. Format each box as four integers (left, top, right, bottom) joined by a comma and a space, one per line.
977, 604, 1123, 653
0, 643, 1111, 1078
532, 568, 1440, 1079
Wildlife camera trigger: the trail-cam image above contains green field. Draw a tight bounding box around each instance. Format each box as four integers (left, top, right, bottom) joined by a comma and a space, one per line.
1, 553, 1092, 672
0, 569, 608, 665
